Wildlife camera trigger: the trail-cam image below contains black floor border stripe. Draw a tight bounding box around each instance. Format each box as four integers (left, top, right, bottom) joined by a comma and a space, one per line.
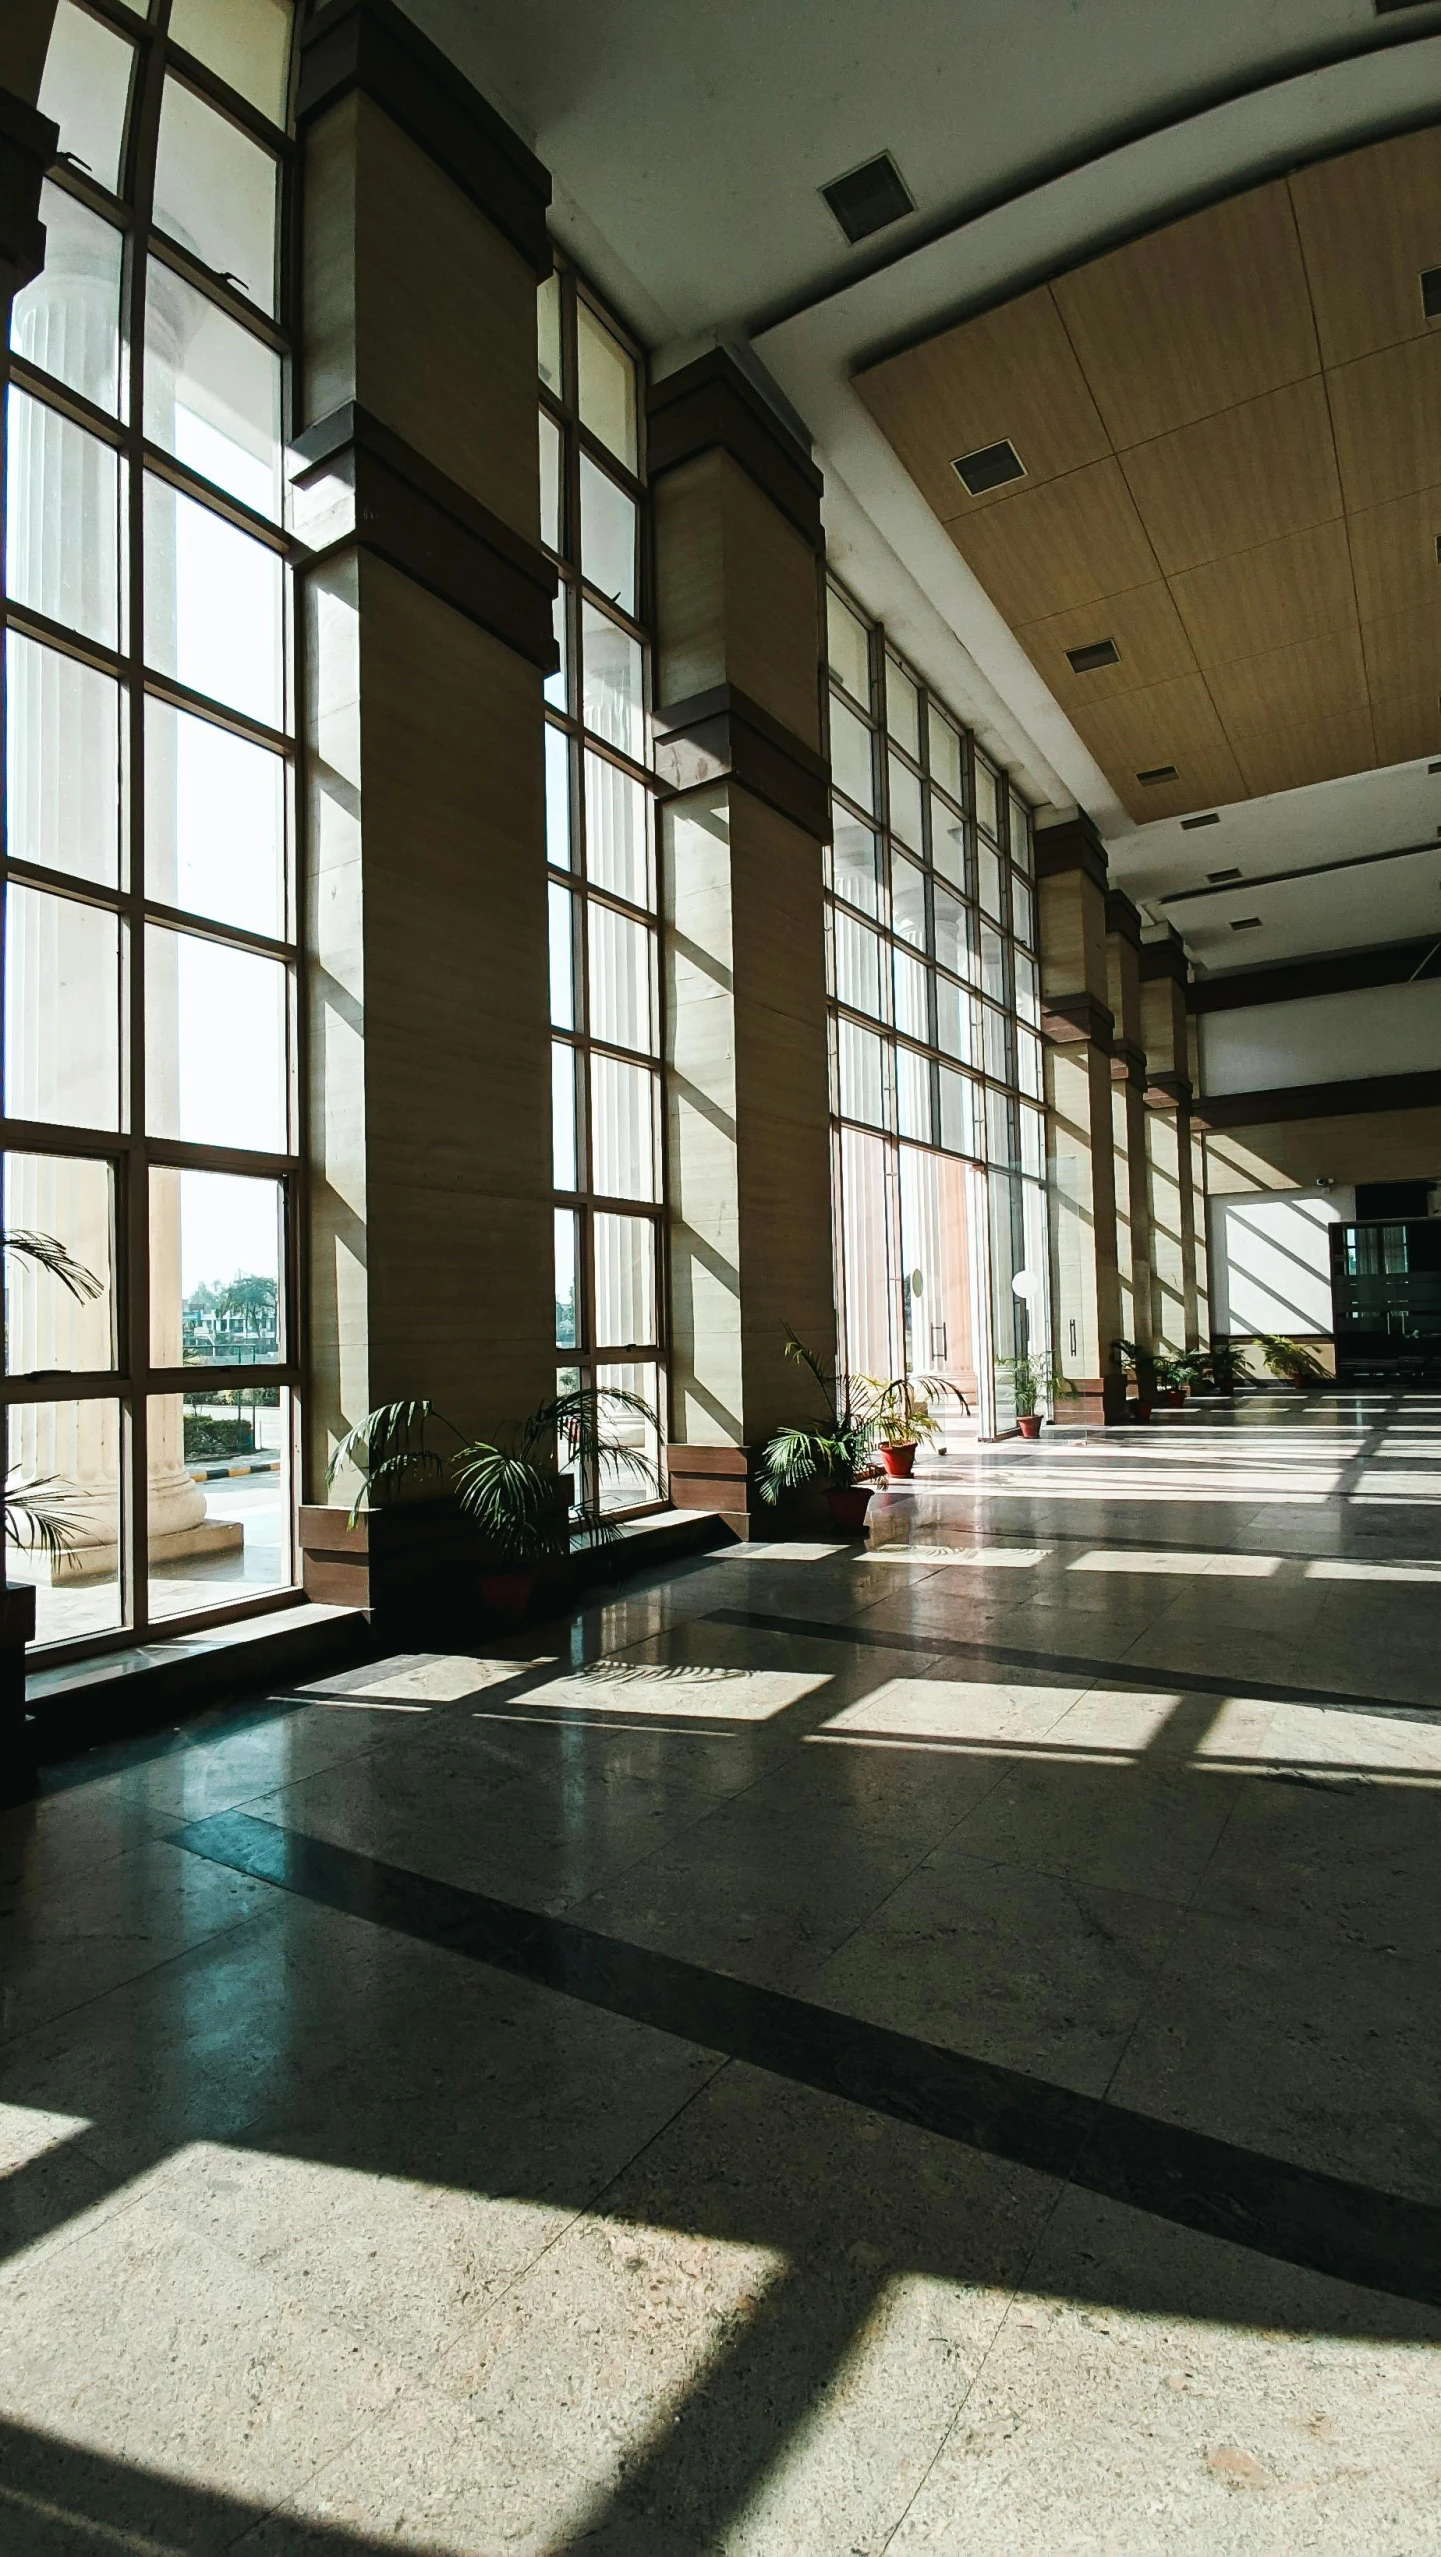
171, 1809, 1441, 2311
703, 1606, 1441, 1728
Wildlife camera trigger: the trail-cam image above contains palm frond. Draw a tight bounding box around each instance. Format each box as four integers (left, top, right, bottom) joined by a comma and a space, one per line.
782, 1327, 839, 1426
2, 1229, 103, 1302
328, 1398, 455, 1524
4, 1474, 81, 1557
451, 1442, 569, 1563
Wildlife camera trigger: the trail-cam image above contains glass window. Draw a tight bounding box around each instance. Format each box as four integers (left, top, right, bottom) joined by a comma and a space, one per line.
974, 756, 1000, 840
552, 1042, 577, 1189
584, 751, 650, 907
939, 1067, 976, 1157
987, 1089, 1017, 1169
1011, 871, 1035, 949
980, 921, 1007, 1004
590, 1054, 657, 1201
896, 1045, 932, 1143
930, 714, 964, 806
167, 0, 291, 124
144, 474, 284, 726
1014, 950, 1040, 1027
579, 453, 637, 615
885, 657, 920, 758
983, 1002, 1011, 1086
889, 853, 927, 951
5, 1398, 123, 1646
581, 602, 644, 760
978, 837, 1005, 923
148, 1386, 290, 1619
6, 393, 122, 650
5, 633, 123, 889
546, 590, 568, 710
577, 301, 638, 471
1020, 1104, 1046, 1179
149, 1166, 282, 1366
588, 901, 654, 1055
936, 977, 977, 1065
829, 694, 874, 813
539, 409, 561, 552
837, 1018, 887, 1128
4, 884, 120, 1131
834, 909, 886, 1020
594, 1211, 656, 1349
893, 947, 929, 1043
145, 698, 284, 936
153, 77, 278, 314
145, 260, 283, 517
1010, 793, 1034, 873
887, 751, 924, 852
931, 883, 970, 981
145, 924, 287, 1150
594, 1360, 661, 1515
10, 184, 123, 412
2, 1154, 115, 1373
548, 881, 575, 1028
826, 587, 870, 708
1017, 1026, 1044, 1099
930, 793, 966, 890
537, 273, 562, 394
554, 1207, 579, 1346
830, 809, 882, 918
38, 2, 135, 196
545, 723, 571, 867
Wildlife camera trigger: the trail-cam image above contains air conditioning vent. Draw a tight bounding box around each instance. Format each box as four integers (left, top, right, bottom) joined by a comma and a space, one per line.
1180, 811, 1221, 830
1136, 764, 1178, 786
820, 153, 915, 245
1207, 867, 1242, 882
1064, 637, 1119, 674
1231, 916, 1263, 931
952, 439, 1025, 498
1423, 267, 1441, 321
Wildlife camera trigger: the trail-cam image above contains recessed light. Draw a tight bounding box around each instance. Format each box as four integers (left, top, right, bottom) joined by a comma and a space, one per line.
1431, 760, 1441, 774
1207, 866, 1242, 882
1231, 916, 1263, 931
1423, 266, 1441, 321
952, 439, 1025, 497
1136, 764, 1178, 786
1181, 811, 1220, 830
1065, 638, 1120, 674
820, 152, 915, 244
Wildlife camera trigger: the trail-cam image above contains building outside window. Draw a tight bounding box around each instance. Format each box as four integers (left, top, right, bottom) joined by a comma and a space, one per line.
3, 0, 298, 1652
538, 258, 665, 1510
824, 577, 1050, 1436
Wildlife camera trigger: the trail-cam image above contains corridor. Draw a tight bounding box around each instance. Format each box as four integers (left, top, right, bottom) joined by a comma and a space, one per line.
1, 1394, 1439, 2554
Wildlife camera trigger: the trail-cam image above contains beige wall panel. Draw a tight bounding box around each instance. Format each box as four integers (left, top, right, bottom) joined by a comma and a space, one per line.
1233, 707, 1377, 798
0, 0, 58, 100
1289, 128, 1441, 369
653, 454, 726, 707
719, 459, 823, 746
1327, 333, 1441, 514
1359, 597, 1441, 703
350, 100, 539, 537
1015, 579, 1197, 710
300, 97, 360, 427
949, 458, 1160, 626
1037, 868, 1108, 1003
1347, 482, 1441, 623
1051, 184, 1318, 448
1205, 624, 1368, 746
1168, 519, 1357, 666
855, 284, 1112, 523
1119, 378, 1342, 576
1371, 691, 1441, 766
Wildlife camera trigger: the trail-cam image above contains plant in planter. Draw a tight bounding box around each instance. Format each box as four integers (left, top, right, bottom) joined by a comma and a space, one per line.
1203, 1340, 1254, 1395
999, 1351, 1076, 1437
758, 1333, 885, 1533
1252, 1332, 1329, 1388
330, 1382, 660, 1621
1152, 1348, 1204, 1407
3, 1229, 102, 1557
1111, 1337, 1154, 1420
858, 1372, 970, 1477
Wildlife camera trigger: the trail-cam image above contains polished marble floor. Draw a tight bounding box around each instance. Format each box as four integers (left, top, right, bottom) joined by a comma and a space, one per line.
2, 1392, 1440, 2553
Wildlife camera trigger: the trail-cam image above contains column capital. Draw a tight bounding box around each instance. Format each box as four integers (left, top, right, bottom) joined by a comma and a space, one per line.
1139, 928, 1189, 986
647, 349, 825, 550
1042, 991, 1114, 1049
1105, 887, 1144, 946
1145, 1069, 1193, 1110
1034, 809, 1108, 890
652, 683, 829, 841
0, 85, 58, 304
298, 0, 552, 276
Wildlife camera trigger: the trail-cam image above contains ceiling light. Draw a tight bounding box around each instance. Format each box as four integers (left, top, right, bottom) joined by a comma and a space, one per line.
1231, 916, 1263, 931
1181, 811, 1220, 830
1424, 269, 1441, 320
1065, 638, 1119, 674
1207, 866, 1242, 882
952, 440, 1025, 497
1136, 764, 1178, 786
820, 153, 915, 244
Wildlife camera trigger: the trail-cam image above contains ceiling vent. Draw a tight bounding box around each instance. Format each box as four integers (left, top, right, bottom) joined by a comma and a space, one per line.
952, 439, 1025, 497
1231, 916, 1263, 931
820, 153, 915, 244
1207, 866, 1242, 882
1181, 811, 1221, 830
1065, 637, 1119, 674
1423, 267, 1441, 320
1136, 764, 1178, 786
1430, 760, 1441, 773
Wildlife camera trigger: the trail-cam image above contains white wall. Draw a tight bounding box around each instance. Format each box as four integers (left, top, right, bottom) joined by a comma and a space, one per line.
1208, 1191, 1341, 1338
1199, 979, 1441, 1097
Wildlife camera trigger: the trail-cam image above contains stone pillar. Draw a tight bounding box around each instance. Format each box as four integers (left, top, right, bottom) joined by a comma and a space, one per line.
1105, 889, 1155, 1359
292, 0, 559, 1503
1036, 813, 1126, 1424
648, 351, 835, 1536
1139, 930, 1199, 1350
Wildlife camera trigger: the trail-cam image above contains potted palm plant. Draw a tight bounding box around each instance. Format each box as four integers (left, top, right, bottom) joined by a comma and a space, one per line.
859, 1371, 970, 1477
1152, 1348, 1204, 1408
1111, 1337, 1153, 1421
758, 1332, 884, 1532
1202, 1340, 1253, 1396
2, 1229, 104, 1804
330, 1381, 660, 1622
1252, 1332, 1329, 1389
998, 1351, 1075, 1437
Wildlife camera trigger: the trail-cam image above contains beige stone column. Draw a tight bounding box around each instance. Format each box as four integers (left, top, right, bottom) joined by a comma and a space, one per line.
1036, 813, 1126, 1424
292, 0, 558, 1502
1105, 889, 1155, 1359
1139, 932, 1200, 1349
648, 352, 835, 1535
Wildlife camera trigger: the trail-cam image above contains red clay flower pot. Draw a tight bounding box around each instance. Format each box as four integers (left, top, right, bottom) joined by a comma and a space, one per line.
825, 1485, 875, 1535
879, 1442, 917, 1478
1016, 1413, 1042, 1439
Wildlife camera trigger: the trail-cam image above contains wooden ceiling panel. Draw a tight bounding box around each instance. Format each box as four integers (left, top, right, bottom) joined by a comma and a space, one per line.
1327, 334, 1441, 512
1119, 378, 1342, 576
1371, 691, 1441, 768
1071, 672, 1243, 813
1168, 520, 1356, 666
1359, 598, 1441, 702
1347, 483, 1441, 624
1050, 184, 1318, 447
1235, 709, 1377, 800
944, 458, 1159, 626
854, 285, 1111, 523
1014, 580, 1197, 709
1205, 627, 1369, 749
1289, 126, 1441, 369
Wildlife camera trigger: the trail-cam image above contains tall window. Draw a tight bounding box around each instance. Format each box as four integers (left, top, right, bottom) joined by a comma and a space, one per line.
538, 260, 664, 1509
3, 0, 297, 1652
825, 578, 1049, 1433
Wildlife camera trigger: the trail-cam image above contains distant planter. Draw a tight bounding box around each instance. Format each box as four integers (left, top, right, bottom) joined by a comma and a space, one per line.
878, 1442, 917, 1478
1016, 1413, 1042, 1439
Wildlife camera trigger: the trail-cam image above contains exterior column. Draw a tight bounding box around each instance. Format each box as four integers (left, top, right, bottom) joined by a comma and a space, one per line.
1139, 931, 1199, 1350
292, 0, 559, 1510
1036, 813, 1126, 1424
1105, 889, 1155, 1361
648, 351, 835, 1537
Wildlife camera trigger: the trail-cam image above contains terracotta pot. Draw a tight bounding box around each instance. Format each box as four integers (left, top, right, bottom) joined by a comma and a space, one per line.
1163, 1388, 1185, 1408
479, 1568, 539, 1622
1131, 1400, 1152, 1423
879, 1441, 917, 1478
824, 1485, 875, 1535
1016, 1413, 1042, 1438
